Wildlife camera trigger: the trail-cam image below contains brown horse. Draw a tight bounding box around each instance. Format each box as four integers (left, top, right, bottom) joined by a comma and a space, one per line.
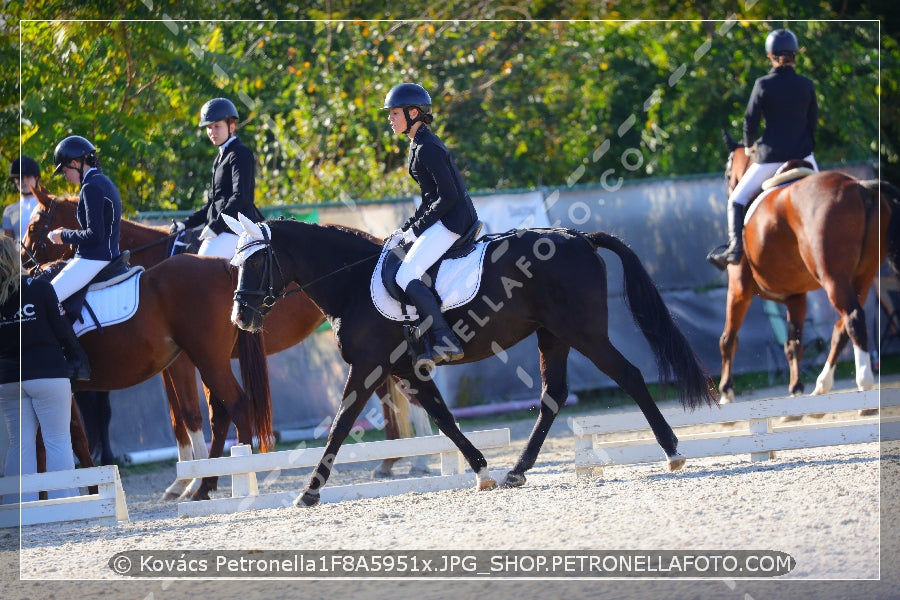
31, 252, 273, 501
23, 188, 426, 497
715, 132, 900, 402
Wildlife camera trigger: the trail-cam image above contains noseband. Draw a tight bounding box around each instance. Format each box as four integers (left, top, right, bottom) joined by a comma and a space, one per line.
233, 226, 285, 321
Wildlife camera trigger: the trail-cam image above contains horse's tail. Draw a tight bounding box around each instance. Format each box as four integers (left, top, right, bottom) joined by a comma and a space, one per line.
860, 179, 900, 275
586, 231, 717, 410
236, 330, 274, 452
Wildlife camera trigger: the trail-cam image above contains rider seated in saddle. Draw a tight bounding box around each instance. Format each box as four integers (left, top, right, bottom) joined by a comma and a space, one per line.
382, 82, 478, 366
708, 28, 818, 269
169, 97, 264, 259
47, 135, 123, 304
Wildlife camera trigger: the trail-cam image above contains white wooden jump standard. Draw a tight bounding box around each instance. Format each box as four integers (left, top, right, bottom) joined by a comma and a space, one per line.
573, 388, 895, 477
176, 428, 510, 518
0, 465, 129, 527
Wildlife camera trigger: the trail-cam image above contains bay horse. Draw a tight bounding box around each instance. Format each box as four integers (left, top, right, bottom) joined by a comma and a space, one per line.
32, 253, 273, 501
227, 215, 716, 507
22, 187, 427, 497
715, 131, 900, 402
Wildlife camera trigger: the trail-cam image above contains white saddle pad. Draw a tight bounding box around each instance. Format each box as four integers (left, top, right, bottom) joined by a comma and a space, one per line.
743, 187, 776, 225
370, 241, 489, 322
73, 267, 143, 337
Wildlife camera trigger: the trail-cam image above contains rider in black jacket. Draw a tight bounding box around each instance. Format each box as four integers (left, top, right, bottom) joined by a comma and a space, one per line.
383, 83, 478, 367
171, 98, 263, 258
708, 29, 818, 269
47, 135, 122, 302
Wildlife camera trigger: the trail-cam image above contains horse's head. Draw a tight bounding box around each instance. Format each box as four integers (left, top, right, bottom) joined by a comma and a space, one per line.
721, 130, 755, 196
21, 184, 79, 271
225, 213, 286, 332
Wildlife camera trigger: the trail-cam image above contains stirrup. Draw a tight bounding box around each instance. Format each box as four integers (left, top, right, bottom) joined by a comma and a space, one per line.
432, 332, 464, 364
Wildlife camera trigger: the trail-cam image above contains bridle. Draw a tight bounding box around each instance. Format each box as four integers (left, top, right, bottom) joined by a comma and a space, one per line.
232, 225, 380, 322
232, 226, 286, 322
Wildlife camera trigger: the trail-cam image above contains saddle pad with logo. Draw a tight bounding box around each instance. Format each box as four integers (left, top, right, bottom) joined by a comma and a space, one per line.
73, 268, 143, 337
370, 241, 490, 322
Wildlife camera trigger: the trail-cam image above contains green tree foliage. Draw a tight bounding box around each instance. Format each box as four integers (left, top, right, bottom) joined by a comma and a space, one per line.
2, 2, 896, 214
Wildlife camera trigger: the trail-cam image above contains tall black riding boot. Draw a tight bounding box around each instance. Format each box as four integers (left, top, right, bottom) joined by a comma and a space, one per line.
707, 201, 745, 270
404, 279, 464, 370
59, 323, 91, 381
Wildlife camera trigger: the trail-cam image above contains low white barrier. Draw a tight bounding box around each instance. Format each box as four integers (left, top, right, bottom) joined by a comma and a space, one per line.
573, 389, 898, 477
0, 465, 129, 527
176, 428, 511, 518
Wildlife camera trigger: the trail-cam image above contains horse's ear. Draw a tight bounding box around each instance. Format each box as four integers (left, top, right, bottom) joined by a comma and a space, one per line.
223, 213, 244, 235
34, 183, 52, 207
237, 212, 264, 240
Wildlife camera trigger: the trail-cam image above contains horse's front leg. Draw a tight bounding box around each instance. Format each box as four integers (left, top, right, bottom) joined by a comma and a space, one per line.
296, 366, 382, 507
719, 267, 754, 403
783, 295, 807, 396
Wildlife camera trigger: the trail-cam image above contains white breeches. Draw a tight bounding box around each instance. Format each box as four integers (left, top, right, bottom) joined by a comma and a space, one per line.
729, 153, 818, 207
395, 221, 460, 291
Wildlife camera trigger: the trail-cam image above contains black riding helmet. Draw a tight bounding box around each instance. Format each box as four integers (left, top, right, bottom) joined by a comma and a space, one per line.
382, 83, 433, 134
199, 98, 239, 127
9, 156, 40, 179
53, 135, 97, 175
765, 29, 799, 56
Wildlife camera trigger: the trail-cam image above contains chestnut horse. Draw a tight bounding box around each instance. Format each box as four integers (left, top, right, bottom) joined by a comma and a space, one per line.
23, 188, 428, 497
32, 253, 273, 501
228, 216, 715, 507
715, 132, 900, 402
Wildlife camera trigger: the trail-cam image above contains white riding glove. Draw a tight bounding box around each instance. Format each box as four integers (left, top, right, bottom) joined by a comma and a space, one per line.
401, 229, 417, 244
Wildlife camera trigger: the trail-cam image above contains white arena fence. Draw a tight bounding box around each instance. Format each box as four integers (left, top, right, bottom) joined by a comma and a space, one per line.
573, 388, 899, 477
176, 428, 511, 518
0, 465, 129, 528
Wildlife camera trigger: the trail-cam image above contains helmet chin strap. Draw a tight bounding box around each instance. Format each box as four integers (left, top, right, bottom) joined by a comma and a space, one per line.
402, 107, 422, 134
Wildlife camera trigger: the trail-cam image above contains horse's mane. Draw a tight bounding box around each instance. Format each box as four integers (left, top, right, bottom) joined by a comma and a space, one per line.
270, 217, 382, 246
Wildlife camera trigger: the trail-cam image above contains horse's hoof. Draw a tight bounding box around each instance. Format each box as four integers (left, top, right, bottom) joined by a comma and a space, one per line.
189, 491, 210, 502
859, 408, 878, 417
371, 468, 393, 479
408, 466, 432, 477
161, 492, 181, 501
294, 490, 320, 507
501, 472, 526, 488
667, 454, 686, 472
477, 478, 497, 491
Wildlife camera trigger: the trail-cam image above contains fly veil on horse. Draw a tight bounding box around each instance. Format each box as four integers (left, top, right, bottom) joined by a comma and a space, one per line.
712, 131, 900, 402
22, 187, 431, 497
21, 194, 273, 501
227, 214, 716, 507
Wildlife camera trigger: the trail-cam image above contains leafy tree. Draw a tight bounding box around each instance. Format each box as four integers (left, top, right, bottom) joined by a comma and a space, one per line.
3, 2, 896, 213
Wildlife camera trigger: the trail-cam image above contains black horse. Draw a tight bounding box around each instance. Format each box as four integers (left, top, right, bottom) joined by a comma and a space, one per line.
227, 215, 716, 507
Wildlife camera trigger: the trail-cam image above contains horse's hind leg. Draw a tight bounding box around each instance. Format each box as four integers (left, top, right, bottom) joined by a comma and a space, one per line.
813, 285, 875, 394
160, 357, 209, 501
504, 330, 570, 488
783, 295, 808, 397
581, 339, 682, 470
